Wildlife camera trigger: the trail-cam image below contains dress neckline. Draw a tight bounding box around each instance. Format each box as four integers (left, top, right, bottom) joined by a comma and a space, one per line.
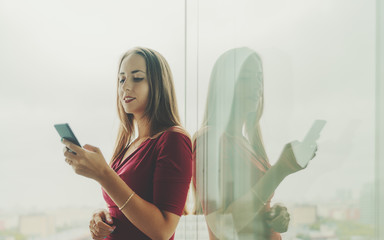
223, 131, 271, 170
116, 138, 151, 168
113, 126, 186, 169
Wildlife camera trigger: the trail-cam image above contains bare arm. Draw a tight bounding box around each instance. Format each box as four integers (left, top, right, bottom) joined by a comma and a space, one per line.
205, 141, 310, 234
62, 139, 181, 240
223, 158, 288, 231
98, 167, 180, 240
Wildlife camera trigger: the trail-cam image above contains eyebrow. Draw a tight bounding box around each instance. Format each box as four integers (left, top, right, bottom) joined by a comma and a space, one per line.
119, 70, 145, 75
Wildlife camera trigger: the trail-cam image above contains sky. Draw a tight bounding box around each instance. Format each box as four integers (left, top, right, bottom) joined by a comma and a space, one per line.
0, 0, 377, 212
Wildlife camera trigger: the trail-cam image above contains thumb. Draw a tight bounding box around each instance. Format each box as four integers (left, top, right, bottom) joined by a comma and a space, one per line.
103, 209, 113, 224
83, 144, 100, 153
289, 140, 300, 147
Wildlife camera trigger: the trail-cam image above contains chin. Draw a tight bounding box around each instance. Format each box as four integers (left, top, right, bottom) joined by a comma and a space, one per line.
122, 107, 133, 114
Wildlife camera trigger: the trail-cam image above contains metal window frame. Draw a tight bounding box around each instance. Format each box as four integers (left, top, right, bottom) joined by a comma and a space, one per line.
376, 0, 384, 238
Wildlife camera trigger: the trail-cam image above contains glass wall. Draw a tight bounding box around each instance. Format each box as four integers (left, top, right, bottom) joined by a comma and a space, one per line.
178, 0, 379, 239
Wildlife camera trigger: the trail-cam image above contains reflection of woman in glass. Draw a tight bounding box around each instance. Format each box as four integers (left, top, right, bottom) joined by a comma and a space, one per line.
61, 47, 192, 240
193, 47, 316, 239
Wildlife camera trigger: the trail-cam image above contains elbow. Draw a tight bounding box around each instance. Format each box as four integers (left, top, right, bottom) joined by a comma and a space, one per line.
148, 211, 178, 240
150, 226, 175, 240
151, 232, 175, 240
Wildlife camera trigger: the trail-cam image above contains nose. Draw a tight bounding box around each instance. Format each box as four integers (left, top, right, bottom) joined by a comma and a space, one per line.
121, 78, 132, 91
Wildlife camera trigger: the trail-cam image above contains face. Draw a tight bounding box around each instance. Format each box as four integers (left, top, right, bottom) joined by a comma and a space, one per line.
234, 56, 263, 115
118, 54, 149, 118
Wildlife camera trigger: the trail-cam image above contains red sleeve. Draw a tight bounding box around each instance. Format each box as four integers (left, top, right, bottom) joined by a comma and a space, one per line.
153, 131, 192, 216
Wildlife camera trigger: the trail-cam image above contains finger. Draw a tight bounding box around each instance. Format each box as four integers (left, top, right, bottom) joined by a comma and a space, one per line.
90, 227, 98, 239
94, 212, 103, 223
277, 206, 287, 213
312, 145, 318, 154
279, 208, 289, 219
90, 220, 104, 239
63, 146, 77, 156
84, 144, 101, 153
90, 228, 105, 240
271, 210, 289, 223
63, 145, 80, 158
65, 158, 73, 166
275, 204, 285, 211
272, 204, 286, 214
268, 215, 286, 232
96, 221, 115, 235
279, 216, 289, 228
283, 218, 290, 230
90, 230, 97, 240
94, 213, 114, 233
272, 214, 285, 222
63, 149, 79, 161
62, 138, 83, 155
103, 209, 113, 224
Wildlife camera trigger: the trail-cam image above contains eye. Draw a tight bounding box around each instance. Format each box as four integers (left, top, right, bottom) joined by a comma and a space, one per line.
119, 78, 126, 84
133, 78, 144, 82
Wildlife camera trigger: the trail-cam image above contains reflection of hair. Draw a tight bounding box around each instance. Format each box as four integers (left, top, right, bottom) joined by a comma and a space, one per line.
199, 47, 268, 162
111, 47, 181, 164
192, 47, 269, 215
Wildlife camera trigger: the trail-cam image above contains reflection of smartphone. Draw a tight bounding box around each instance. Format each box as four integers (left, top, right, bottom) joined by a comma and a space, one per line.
54, 123, 81, 147
293, 120, 326, 168
302, 120, 326, 145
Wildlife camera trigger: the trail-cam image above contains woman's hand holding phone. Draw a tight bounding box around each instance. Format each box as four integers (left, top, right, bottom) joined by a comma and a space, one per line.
55, 123, 110, 181
62, 138, 110, 182
275, 120, 325, 176
275, 141, 306, 176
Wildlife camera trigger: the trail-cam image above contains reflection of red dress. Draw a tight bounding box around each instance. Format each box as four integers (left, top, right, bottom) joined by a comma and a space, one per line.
102, 128, 192, 240
192, 131, 281, 240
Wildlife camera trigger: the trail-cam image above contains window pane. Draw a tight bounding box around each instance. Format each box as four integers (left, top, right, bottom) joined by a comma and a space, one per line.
191, 0, 376, 239
0, 0, 185, 239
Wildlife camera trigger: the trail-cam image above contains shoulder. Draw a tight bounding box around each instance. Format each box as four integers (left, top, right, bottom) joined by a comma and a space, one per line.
152, 126, 191, 140
164, 126, 191, 139
154, 126, 192, 150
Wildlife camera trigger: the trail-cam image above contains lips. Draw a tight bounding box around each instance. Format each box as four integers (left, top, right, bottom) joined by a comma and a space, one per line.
123, 96, 135, 103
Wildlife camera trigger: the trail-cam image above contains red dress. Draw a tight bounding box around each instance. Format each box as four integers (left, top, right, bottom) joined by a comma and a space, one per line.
102, 127, 192, 240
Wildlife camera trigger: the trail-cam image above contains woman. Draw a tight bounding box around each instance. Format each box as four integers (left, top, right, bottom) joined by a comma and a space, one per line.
61, 47, 192, 240
192, 47, 317, 239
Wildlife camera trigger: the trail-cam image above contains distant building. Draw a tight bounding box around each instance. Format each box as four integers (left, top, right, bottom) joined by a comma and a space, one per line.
291, 205, 317, 226
19, 214, 55, 237
0, 220, 5, 230
329, 206, 360, 221
359, 183, 375, 225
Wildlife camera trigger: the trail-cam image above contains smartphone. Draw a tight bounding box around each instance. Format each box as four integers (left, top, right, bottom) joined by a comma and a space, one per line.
293, 120, 326, 168
302, 120, 326, 145
54, 123, 81, 147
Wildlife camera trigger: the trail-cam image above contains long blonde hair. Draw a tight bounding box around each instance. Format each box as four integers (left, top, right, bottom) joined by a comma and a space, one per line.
111, 47, 181, 164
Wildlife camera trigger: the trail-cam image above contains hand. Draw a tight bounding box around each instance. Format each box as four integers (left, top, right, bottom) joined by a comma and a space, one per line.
265, 204, 290, 233
62, 139, 109, 181
89, 209, 116, 240
275, 141, 317, 176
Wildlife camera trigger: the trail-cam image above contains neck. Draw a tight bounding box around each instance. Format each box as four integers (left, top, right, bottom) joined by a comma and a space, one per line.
225, 118, 244, 136
135, 115, 151, 139
225, 100, 247, 136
